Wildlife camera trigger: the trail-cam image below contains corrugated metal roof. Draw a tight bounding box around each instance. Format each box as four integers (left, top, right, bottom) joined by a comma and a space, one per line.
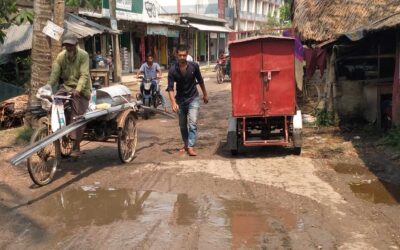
65, 13, 121, 38
0, 23, 32, 55
0, 14, 120, 56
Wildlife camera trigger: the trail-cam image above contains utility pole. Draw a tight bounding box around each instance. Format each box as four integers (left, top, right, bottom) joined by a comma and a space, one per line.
177, 0, 181, 14
109, 0, 122, 83
52, 0, 64, 62
234, 0, 240, 39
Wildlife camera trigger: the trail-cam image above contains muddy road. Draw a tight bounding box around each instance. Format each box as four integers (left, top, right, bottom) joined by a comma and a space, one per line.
1, 73, 400, 249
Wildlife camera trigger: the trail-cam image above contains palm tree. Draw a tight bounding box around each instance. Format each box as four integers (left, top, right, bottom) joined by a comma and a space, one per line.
29, 0, 53, 107
52, 0, 65, 61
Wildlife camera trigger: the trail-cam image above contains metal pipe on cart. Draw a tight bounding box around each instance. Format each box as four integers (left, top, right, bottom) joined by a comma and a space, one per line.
9, 103, 134, 166
136, 101, 176, 119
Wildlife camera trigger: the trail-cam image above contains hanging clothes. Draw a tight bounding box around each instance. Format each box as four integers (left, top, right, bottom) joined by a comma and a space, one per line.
284, 30, 305, 91
294, 35, 304, 91
304, 47, 327, 80
160, 36, 167, 65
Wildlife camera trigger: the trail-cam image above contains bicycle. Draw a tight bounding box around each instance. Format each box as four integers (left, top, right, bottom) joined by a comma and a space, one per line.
27, 91, 73, 185
299, 82, 322, 114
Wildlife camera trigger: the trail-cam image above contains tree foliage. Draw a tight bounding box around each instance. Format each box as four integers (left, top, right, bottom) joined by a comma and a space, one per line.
0, 0, 33, 44
260, 0, 293, 30
66, 0, 102, 10
279, 0, 293, 24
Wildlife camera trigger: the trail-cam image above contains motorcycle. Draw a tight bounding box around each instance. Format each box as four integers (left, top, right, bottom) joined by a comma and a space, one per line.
136, 76, 162, 119
216, 55, 231, 84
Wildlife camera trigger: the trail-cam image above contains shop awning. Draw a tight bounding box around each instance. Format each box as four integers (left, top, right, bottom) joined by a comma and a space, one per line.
188, 22, 232, 33
0, 14, 120, 61
65, 13, 121, 38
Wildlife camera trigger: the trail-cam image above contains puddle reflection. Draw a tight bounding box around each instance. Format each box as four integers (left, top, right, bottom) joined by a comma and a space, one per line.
33, 188, 296, 248
350, 180, 400, 205
37, 188, 198, 228
332, 162, 370, 175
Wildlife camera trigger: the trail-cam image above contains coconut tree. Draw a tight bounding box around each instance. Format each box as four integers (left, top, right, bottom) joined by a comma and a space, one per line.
52, 0, 65, 61
29, 0, 53, 107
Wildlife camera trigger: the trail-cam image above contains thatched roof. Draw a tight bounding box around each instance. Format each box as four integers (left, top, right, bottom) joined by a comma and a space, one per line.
293, 0, 400, 42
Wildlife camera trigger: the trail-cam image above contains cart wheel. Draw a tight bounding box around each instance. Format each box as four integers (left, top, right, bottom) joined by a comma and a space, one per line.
118, 114, 138, 163
27, 126, 60, 186
60, 135, 73, 158
217, 67, 223, 84
230, 131, 240, 156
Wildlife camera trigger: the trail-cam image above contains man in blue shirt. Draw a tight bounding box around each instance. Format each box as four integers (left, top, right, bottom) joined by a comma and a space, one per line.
136, 53, 166, 108
167, 44, 208, 156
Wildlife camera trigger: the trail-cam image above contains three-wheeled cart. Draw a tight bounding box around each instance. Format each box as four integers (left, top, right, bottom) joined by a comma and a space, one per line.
226, 36, 303, 155
10, 85, 139, 186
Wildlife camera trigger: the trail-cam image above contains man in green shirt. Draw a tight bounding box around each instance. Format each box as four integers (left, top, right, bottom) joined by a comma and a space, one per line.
48, 32, 91, 156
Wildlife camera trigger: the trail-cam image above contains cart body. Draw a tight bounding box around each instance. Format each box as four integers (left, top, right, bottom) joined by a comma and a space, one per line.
227, 36, 302, 154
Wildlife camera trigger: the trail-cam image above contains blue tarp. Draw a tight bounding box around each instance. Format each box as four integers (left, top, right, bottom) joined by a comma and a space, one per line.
0, 81, 25, 102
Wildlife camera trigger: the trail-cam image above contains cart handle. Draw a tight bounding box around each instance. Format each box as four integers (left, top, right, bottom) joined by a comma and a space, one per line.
260, 69, 280, 83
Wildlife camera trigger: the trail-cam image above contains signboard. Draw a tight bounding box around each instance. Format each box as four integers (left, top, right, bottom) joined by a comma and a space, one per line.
167, 29, 179, 38
42, 20, 64, 41
147, 25, 167, 36
110, 18, 118, 30
210, 32, 218, 39
116, 0, 132, 11
103, 0, 143, 14
102, 0, 160, 21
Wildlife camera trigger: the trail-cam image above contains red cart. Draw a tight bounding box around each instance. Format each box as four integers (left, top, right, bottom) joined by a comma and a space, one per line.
227, 36, 303, 155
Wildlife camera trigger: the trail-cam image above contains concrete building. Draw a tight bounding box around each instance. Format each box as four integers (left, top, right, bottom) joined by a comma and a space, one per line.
234, 0, 284, 31
158, 0, 284, 37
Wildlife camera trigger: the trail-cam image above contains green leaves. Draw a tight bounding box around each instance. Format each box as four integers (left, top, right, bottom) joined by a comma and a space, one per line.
0, 0, 34, 44
66, 0, 102, 10
14, 9, 34, 25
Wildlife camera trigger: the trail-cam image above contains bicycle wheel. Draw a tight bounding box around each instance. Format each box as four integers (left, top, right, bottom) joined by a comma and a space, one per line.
216, 66, 223, 84
118, 114, 138, 163
302, 83, 322, 113
27, 126, 60, 186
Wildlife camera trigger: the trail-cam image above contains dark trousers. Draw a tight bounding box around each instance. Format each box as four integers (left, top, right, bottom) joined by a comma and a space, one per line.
55, 87, 89, 142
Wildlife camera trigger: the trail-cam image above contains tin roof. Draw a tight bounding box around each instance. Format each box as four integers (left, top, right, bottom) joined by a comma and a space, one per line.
228, 35, 294, 46
0, 14, 120, 56
0, 23, 32, 55
64, 13, 121, 38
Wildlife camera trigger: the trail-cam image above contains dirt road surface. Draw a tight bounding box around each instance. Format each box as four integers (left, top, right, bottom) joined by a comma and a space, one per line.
1, 72, 400, 249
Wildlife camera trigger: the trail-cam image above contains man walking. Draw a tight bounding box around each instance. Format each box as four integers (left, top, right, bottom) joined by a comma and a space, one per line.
167, 44, 208, 156
47, 32, 91, 157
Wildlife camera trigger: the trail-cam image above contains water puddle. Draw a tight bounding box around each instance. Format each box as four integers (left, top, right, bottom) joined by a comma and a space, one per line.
331, 162, 370, 175
37, 188, 196, 228
349, 180, 400, 205
33, 187, 296, 248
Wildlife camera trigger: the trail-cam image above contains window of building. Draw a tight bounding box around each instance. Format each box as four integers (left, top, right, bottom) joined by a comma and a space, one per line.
257, 0, 262, 14
241, 0, 247, 12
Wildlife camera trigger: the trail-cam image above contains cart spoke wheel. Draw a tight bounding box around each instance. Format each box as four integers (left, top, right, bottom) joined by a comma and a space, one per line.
60, 135, 73, 157
27, 126, 60, 186
118, 114, 138, 163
